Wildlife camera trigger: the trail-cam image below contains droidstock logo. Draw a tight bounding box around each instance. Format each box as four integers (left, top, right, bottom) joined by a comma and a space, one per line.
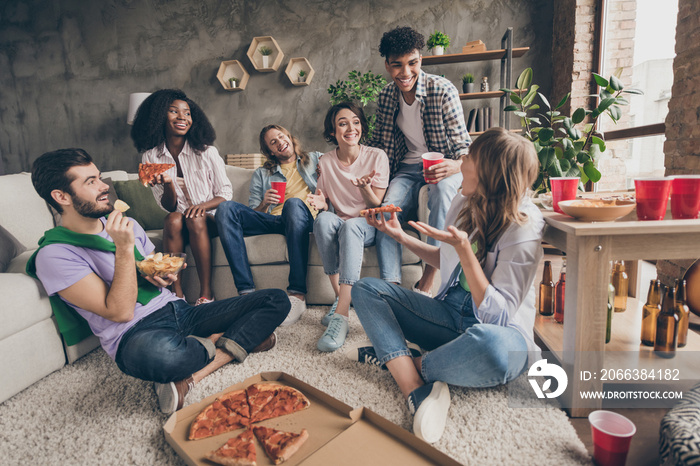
528, 359, 568, 399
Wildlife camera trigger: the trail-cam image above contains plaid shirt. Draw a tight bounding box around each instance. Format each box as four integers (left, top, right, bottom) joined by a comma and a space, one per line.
369, 70, 471, 177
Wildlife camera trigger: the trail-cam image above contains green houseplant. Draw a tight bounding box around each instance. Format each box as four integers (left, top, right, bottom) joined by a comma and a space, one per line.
461, 73, 475, 93
427, 31, 450, 55
327, 70, 387, 141
298, 69, 307, 82
259, 46, 273, 68
502, 67, 643, 194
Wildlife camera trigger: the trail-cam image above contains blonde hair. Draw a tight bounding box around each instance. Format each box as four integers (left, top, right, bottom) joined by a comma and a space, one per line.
457, 127, 538, 266
259, 125, 309, 174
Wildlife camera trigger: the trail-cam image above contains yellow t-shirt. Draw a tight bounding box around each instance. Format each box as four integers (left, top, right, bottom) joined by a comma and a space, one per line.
270, 162, 317, 218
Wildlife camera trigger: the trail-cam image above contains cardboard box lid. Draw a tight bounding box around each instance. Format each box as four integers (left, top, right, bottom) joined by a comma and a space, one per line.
164, 372, 460, 466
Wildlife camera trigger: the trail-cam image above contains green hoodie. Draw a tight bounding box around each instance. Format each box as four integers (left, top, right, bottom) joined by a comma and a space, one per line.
26, 226, 160, 345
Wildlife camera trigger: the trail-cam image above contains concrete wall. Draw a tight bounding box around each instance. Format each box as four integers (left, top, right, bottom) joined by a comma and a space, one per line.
0, 0, 553, 175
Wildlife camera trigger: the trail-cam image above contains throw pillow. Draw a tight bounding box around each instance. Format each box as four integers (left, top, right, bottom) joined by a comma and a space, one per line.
112, 180, 166, 231
0, 224, 27, 273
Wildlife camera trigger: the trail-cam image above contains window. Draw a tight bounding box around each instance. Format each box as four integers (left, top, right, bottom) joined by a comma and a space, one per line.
597, 0, 678, 190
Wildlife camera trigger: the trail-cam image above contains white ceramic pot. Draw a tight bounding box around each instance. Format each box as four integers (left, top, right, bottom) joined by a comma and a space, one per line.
262, 55, 270, 68
434, 46, 444, 55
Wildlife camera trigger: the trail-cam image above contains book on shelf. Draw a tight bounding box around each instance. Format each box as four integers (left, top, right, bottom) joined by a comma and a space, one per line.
467, 109, 476, 133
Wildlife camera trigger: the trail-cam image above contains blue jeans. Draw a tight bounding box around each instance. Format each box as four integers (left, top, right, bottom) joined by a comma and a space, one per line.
313, 212, 376, 285
215, 198, 314, 295
115, 290, 289, 383
351, 277, 528, 388
375, 163, 462, 283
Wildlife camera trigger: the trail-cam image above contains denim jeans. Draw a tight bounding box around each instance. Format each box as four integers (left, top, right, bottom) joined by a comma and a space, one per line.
313, 212, 376, 285
115, 290, 289, 383
215, 198, 314, 295
375, 162, 462, 283
351, 277, 528, 388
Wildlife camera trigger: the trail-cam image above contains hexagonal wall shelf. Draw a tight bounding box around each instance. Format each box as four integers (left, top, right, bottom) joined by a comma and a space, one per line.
216, 60, 250, 91
246, 36, 284, 72
285, 57, 315, 87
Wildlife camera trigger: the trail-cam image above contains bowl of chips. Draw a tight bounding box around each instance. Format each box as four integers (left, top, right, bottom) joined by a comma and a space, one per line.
557, 199, 636, 222
136, 252, 186, 278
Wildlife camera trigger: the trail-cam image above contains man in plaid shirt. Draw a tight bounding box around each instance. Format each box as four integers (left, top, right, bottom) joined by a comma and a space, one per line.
368, 26, 471, 295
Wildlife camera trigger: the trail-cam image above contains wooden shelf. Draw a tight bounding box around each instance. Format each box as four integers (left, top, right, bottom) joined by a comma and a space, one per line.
460, 88, 526, 101
285, 57, 315, 86
216, 60, 250, 91
468, 128, 522, 137
246, 36, 284, 72
422, 47, 529, 65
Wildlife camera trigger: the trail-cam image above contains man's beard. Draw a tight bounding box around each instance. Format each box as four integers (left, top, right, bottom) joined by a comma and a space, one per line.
71, 192, 113, 218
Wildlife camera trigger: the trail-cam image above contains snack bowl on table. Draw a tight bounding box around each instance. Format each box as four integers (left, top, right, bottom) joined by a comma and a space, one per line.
136, 252, 186, 278
557, 199, 636, 222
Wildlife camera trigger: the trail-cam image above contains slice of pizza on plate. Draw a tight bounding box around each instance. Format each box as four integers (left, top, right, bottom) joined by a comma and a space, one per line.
245, 383, 310, 424
138, 162, 175, 186
206, 429, 257, 466
189, 389, 250, 440
252, 426, 309, 465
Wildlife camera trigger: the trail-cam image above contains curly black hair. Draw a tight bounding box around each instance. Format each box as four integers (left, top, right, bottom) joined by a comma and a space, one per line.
130, 89, 216, 153
378, 26, 425, 60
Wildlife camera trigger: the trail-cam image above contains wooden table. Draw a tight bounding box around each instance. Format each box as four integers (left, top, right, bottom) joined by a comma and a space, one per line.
537, 211, 700, 417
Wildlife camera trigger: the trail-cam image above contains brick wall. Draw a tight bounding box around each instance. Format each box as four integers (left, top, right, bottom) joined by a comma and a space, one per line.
658, 0, 700, 286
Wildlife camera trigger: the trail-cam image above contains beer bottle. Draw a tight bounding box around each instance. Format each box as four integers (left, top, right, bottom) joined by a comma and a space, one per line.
611, 260, 628, 312
539, 261, 555, 316
640, 279, 662, 346
654, 285, 678, 358
606, 281, 614, 344
675, 279, 690, 348
554, 258, 566, 323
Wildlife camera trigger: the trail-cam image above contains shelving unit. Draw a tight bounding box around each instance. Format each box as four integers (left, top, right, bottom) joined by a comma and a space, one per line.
285, 57, 315, 86
216, 60, 250, 91
422, 28, 529, 133
246, 36, 284, 72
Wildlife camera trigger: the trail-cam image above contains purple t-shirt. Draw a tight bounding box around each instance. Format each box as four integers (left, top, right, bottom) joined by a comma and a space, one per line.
35, 218, 181, 360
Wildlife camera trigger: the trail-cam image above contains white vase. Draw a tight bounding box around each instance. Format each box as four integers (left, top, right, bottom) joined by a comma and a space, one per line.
434, 46, 444, 55
262, 55, 270, 68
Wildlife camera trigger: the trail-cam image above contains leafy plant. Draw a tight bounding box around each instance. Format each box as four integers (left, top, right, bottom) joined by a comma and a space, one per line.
327, 70, 387, 140
228, 77, 239, 84
298, 69, 307, 77
258, 46, 273, 56
427, 31, 450, 49
461, 73, 474, 84
502, 67, 643, 193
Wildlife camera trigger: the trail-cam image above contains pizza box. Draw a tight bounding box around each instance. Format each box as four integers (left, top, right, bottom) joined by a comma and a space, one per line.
163, 371, 461, 466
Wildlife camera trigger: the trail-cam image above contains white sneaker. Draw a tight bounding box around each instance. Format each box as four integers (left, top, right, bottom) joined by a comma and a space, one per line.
281, 295, 306, 326
408, 381, 450, 443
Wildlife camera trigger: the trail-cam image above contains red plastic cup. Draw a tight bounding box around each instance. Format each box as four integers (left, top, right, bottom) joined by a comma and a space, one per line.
671, 175, 700, 219
588, 410, 636, 466
550, 177, 579, 214
634, 177, 672, 220
422, 152, 444, 184
270, 181, 287, 204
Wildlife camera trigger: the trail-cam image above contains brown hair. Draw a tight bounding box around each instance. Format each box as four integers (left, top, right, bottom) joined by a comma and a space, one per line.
323, 102, 369, 145
457, 127, 538, 266
259, 125, 309, 174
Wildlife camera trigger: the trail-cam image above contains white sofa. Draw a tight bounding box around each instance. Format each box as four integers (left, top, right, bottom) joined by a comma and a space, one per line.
0, 165, 431, 404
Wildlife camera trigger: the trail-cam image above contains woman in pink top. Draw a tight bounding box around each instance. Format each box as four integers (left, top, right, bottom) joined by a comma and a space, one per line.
131, 89, 233, 305
307, 102, 390, 352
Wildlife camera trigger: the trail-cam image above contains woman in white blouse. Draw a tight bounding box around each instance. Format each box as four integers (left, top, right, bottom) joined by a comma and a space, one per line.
348, 127, 545, 444
131, 89, 232, 305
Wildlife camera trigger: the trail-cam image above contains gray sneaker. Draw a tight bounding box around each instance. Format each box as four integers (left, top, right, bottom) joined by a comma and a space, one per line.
321, 297, 339, 326
317, 314, 349, 352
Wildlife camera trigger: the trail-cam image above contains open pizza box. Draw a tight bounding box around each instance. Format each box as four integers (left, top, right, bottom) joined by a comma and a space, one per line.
164, 371, 461, 466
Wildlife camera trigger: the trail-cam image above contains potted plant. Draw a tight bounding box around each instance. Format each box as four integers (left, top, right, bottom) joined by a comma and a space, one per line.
502, 67, 643, 194
461, 73, 475, 93
298, 69, 307, 83
427, 31, 450, 55
228, 76, 239, 89
259, 46, 273, 68
327, 70, 387, 140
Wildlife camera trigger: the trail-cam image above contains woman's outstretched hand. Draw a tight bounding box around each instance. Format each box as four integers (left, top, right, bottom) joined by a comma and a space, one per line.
409, 221, 471, 253
352, 170, 375, 189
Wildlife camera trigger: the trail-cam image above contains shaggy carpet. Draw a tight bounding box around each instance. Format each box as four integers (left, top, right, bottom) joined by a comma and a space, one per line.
0, 306, 590, 465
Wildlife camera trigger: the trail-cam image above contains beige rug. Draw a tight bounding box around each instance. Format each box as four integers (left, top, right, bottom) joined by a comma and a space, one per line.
0, 306, 590, 465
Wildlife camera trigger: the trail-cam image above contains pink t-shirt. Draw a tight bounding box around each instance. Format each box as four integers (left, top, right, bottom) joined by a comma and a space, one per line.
316, 145, 390, 220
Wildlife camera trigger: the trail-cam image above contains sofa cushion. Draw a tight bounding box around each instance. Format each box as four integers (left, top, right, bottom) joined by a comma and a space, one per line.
0, 172, 55, 248
0, 224, 26, 273
0, 272, 53, 340
113, 179, 167, 231
225, 165, 254, 205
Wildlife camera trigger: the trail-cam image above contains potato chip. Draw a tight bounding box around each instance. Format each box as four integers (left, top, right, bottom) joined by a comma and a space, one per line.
114, 199, 130, 213
136, 253, 185, 278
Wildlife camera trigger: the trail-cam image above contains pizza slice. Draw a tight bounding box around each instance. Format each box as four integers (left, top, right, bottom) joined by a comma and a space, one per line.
138, 162, 175, 186
359, 204, 403, 216
245, 383, 310, 424
252, 426, 309, 465
189, 389, 251, 440
206, 429, 257, 466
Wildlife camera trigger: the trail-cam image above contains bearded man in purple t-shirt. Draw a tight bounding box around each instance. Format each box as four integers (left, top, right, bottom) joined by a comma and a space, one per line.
29, 148, 289, 414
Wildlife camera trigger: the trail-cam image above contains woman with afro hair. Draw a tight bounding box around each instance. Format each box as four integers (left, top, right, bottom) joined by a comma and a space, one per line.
131, 89, 232, 305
